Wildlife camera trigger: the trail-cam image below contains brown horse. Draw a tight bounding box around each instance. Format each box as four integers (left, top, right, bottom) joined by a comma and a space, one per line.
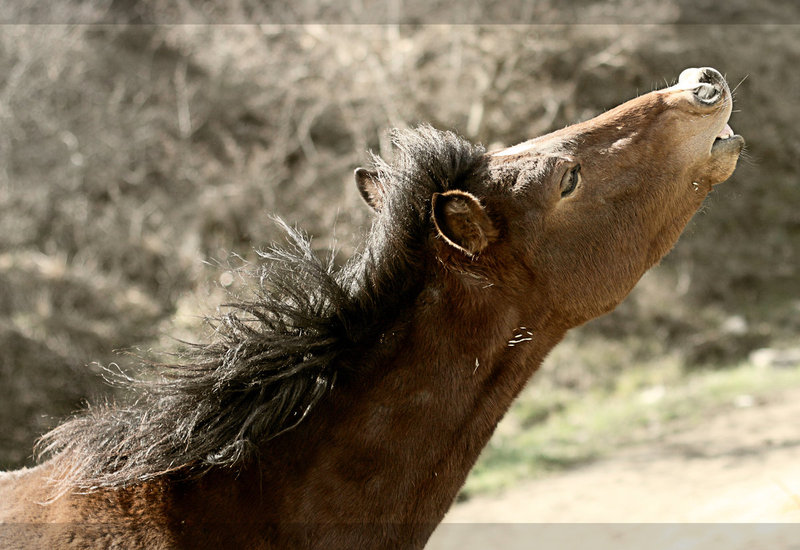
1, 67, 743, 549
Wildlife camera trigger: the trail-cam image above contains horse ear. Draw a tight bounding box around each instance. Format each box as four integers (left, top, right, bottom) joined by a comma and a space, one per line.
432, 190, 498, 257
354, 168, 384, 212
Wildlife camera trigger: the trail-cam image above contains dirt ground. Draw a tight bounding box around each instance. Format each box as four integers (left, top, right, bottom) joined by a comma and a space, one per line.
427, 386, 800, 550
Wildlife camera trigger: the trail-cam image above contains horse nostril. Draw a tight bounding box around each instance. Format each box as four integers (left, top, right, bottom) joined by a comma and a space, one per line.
695, 83, 719, 102
679, 67, 724, 103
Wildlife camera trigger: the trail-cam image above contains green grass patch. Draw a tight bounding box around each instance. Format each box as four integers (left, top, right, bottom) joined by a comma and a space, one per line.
462, 356, 800, 499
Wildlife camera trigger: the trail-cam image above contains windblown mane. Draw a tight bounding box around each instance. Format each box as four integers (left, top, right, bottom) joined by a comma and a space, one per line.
36, 125, 487, 495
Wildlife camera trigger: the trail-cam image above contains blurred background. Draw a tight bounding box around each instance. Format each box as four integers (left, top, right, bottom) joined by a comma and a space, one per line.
1, 1, 798, 519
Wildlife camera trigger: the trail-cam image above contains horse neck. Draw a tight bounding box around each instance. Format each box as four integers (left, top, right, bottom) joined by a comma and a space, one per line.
245, 284, 564, 544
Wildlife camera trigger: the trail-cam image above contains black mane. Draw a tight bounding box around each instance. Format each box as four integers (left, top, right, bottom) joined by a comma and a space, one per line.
37, 126, 487, 494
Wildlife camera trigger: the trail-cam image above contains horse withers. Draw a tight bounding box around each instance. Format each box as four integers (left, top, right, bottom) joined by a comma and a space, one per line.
0, 67, 744, 549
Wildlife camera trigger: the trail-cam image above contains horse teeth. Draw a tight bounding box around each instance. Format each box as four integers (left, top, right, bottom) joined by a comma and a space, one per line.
716, 123, 734, 140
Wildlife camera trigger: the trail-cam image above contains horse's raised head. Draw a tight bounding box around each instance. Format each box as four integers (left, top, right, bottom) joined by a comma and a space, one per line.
486, 66, 743, 326
355, 67, 743, 332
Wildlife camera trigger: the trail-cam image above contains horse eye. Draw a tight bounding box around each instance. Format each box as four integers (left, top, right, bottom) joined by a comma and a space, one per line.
560, 164, 581, 198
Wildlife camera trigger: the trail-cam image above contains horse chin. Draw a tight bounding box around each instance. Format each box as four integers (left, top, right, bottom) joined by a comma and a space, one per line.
702, 134, 745, 185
